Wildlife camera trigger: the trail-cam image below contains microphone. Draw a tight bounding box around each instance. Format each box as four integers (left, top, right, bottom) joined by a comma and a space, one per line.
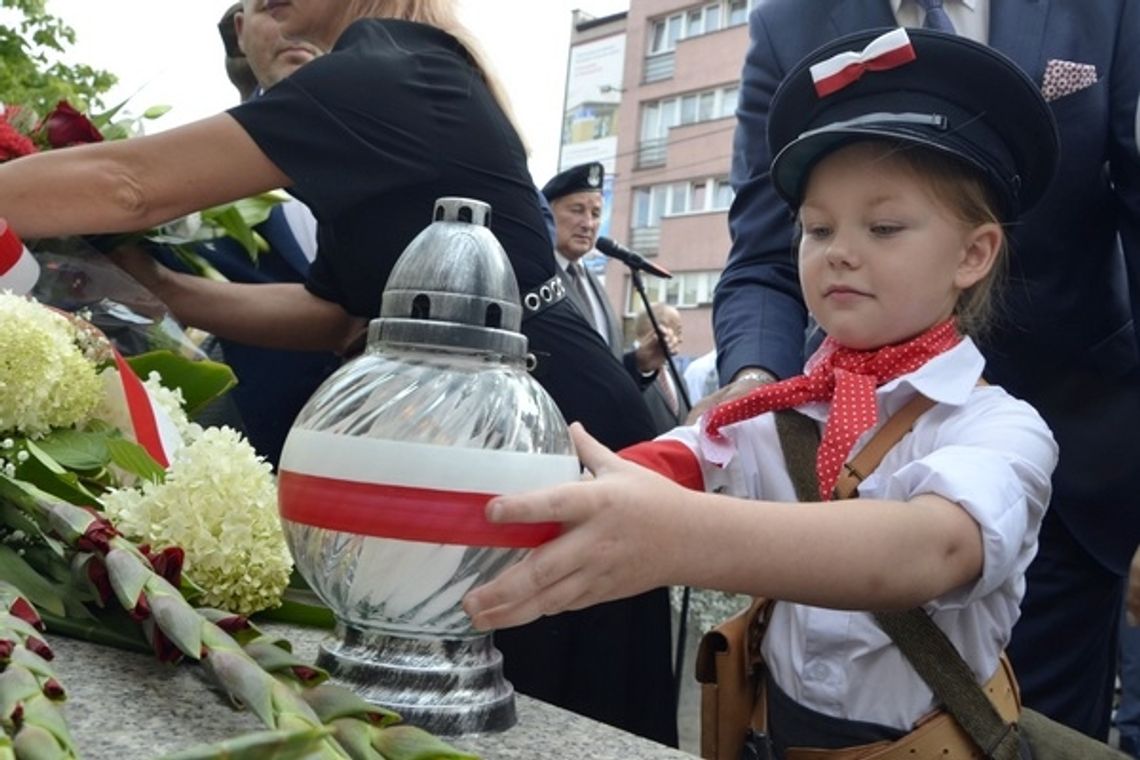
595, 236, 673, 279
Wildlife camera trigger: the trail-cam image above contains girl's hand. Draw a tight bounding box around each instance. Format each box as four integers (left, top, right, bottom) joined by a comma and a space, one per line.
462, 423, 690, 631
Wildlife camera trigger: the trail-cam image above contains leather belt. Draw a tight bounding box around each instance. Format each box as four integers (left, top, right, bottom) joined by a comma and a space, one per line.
519, 273, 567, 320
785, 654, 1022, 760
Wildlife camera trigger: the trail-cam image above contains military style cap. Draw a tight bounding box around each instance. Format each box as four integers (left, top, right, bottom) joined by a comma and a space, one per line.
541, 162, 605, 202
768, 28, 1059, 220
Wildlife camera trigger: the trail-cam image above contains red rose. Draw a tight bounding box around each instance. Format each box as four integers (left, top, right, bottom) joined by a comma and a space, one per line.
0, 118, 38, 161
39, 101, 104, 149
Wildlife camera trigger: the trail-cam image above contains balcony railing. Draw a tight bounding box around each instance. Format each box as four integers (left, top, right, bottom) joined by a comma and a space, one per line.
637, 137, 667, 169
644, 52, 675, 83
630, 227, 661, 254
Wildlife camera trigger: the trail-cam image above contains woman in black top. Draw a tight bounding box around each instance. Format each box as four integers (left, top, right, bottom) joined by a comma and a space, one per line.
0, 0, 674, 746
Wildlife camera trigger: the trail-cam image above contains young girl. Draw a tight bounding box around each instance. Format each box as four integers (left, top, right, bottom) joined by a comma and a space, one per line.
465, 28, 1060, 756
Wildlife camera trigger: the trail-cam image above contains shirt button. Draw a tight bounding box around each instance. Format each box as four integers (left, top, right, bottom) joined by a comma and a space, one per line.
807, 661, 831, 681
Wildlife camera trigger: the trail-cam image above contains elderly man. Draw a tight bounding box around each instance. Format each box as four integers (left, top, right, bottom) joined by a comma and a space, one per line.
542, 162, 673, 383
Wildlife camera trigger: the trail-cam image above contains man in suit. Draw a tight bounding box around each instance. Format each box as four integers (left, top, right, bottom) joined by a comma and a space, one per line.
542, 162, 673, 384
166, 3, 336, 466
712, 0, 1140, 740
633, 302, 689, 434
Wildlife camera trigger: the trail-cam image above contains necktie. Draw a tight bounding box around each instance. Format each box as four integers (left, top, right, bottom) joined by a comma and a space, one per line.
565, 262, 598, 330
914, 0, 956, 33
701, 320, 961, 499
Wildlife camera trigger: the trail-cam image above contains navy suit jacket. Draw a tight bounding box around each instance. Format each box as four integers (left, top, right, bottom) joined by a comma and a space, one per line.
714, 0, 1140, 573
157, 205, 339, 467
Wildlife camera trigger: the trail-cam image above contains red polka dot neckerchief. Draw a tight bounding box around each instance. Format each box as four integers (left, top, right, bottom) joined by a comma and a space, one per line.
701, 320, 962, 500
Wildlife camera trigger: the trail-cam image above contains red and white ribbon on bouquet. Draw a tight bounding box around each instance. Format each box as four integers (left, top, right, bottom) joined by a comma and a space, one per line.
810, 28, 917, 97
109, 350, 182, 469
278, 431, 581, 548
0, 219, 41, 296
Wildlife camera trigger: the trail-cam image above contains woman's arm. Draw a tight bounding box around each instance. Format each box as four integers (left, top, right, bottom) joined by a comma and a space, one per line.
108, 243, 362, 352
462, 423, 984, 630
0, 114, 290, 237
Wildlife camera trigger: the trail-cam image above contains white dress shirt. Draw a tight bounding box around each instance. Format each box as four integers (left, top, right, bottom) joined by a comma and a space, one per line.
666, 339, 1056, 729
891, 0, 989, 43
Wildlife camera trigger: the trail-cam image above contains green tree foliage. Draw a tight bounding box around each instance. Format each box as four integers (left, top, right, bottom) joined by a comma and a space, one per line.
0, 0, 116, 115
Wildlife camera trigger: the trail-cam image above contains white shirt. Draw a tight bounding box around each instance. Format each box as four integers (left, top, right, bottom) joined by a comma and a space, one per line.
683, 349, 719, 404
667, 339, 1056, 729
281, 198, 319, 263
891, 0, 989, 44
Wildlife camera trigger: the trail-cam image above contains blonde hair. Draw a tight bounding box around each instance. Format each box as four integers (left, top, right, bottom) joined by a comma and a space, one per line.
888, 144, 1008, 340
364, 0, 528, 149
796, 140, 1009, 339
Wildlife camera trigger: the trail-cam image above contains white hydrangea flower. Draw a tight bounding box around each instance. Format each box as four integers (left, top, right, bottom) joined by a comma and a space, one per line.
142, 371, 202, 445
0, 294, 103, 437
104, 426, 292, 615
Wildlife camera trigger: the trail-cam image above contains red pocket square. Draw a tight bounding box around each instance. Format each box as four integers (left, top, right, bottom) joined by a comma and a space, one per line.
1041, 59, 1098, 103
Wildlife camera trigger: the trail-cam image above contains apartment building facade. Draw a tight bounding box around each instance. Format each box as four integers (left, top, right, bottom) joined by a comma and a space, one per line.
562, 1, 756, 358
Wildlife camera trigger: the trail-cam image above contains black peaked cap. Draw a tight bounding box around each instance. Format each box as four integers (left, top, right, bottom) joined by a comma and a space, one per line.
768, 27, 1059, 220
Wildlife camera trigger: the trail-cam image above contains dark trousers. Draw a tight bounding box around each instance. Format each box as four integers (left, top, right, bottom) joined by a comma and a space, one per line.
495, 589, 678, 747
1008, 509, 1124, 740
495, 299, 677, 746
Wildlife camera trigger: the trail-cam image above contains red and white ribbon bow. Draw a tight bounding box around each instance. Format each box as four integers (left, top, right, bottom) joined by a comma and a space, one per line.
810, 28, 917, 98
0, 220, 40, 296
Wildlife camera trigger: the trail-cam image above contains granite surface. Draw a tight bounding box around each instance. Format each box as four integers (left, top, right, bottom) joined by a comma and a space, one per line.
47, 623, 697, 759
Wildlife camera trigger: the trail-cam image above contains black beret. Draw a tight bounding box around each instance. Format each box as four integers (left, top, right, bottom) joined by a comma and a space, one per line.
768, 28, 1059, 220
541, 162, 605, 202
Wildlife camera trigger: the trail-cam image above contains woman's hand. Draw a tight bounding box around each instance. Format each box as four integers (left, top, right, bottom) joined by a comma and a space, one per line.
105, 242, 170, 294
462, 423, 691, 631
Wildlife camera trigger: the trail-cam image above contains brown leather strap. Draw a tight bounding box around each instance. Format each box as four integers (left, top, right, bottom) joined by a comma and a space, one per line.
784, 655, 1021, 760
833, 394, 935, 500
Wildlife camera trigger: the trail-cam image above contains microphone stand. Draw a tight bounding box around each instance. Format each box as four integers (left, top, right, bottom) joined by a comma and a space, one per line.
628, 266, 693, 714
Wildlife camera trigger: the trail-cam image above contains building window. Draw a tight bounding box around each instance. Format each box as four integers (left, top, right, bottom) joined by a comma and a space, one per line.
648, 0, 757, 55
727, 0, 749, 26
640, 85, 740, 142
632, 178, 736, 229
649, 13, 684, 54
626, 270, 722, 312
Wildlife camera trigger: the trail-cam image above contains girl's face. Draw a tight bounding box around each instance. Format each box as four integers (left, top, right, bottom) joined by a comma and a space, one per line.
796, 142, 1001, 350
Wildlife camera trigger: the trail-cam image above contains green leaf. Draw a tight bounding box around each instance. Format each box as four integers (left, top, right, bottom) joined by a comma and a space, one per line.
200, 204, 260, 260
15, 441, 101, 506
33, 428, 112, 471
0, 545, 66, 617
141, 104, 171, 119
124, 350, 237, 416
252, 598, 335, 630
372, 725, 480, 760
156, 727, 333, 760
105, 436, 166, 483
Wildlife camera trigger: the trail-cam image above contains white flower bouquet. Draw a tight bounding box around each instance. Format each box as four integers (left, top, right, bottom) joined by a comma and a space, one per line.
0, 292, 476, 758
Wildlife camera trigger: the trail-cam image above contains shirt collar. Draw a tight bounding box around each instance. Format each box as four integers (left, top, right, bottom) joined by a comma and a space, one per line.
891, 0, 977, 12
798, 337, 985, 422
878, 336, 985, 411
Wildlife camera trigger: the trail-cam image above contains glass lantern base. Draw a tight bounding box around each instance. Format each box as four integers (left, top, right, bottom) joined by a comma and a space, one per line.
316, 623, 517, 736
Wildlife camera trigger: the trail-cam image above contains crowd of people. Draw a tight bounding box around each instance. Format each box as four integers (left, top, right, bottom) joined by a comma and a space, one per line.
5, 0, 1140, 757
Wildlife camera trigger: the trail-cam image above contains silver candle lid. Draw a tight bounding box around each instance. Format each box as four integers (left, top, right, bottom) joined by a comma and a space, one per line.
370, 198, 526, 358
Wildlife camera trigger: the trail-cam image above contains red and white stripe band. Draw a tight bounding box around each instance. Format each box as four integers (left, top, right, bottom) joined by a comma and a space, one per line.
278, 430, 581, 547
